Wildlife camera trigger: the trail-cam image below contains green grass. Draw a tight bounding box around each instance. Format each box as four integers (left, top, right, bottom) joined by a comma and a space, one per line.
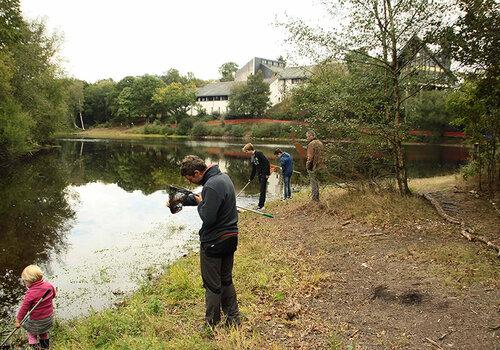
51, 210, 322, 349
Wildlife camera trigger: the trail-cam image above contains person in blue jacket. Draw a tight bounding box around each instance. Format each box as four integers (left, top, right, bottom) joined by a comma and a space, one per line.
274, 148, 294, 200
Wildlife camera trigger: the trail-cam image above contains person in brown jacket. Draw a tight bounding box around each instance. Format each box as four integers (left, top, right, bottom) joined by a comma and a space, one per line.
306, 130, 325, 202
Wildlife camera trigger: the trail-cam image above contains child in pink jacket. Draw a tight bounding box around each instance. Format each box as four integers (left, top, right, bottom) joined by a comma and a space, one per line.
16, 265, 56, 349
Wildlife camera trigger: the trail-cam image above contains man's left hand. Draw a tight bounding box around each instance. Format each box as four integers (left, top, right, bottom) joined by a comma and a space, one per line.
194, 194, 202, 204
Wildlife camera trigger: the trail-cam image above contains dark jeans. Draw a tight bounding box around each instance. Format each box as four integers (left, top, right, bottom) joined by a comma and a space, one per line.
258, 176, 267, 208
200, 237, 240, 326
283, 175, 292, 199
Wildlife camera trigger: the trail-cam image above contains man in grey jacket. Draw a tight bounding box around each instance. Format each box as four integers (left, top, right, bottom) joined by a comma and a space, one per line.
176, 155, 240, 328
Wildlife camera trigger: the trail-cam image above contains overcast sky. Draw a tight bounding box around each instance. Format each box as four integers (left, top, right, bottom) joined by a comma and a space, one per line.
20, 0, 326, 83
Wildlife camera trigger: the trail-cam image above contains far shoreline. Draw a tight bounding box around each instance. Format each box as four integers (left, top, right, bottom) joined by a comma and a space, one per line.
56, 127, 468, 147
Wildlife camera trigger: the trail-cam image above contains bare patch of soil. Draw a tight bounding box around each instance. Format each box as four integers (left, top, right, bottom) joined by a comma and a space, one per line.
247, 187, 500, 349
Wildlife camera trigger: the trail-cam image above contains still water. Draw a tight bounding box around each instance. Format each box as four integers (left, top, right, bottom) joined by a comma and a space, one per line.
0, 139, 468, 324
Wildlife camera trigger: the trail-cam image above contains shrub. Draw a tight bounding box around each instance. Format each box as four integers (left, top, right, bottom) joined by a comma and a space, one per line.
225, 124, 246, 137
143, 123, 165, 135
143, 122, 175, 135
251, 123, 292, 138
190, 122, 209, 137
176, 118, 194, 135
208, 126, 225, 137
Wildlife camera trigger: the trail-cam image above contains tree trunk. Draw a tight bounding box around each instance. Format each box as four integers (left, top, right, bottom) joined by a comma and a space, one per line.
387, 0, 411, 195
394, 137, 411, 194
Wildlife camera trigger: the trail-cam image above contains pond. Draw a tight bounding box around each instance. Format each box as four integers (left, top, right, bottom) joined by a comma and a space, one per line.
0, 139, 468, 325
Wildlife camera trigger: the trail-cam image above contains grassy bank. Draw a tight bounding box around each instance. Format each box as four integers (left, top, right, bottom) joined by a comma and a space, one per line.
47, 175, 499, 349
51, 193, 324, 350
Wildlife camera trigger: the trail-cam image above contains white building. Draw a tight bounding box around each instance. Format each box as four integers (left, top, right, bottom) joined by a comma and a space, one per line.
195, 57, 312, 116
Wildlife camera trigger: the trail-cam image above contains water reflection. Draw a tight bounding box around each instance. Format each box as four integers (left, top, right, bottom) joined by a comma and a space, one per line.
0, 152, 75, 321
0, 139, 468, 323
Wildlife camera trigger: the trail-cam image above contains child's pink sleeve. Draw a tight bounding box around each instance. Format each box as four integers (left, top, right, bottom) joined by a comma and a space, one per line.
16, 293, 33, 321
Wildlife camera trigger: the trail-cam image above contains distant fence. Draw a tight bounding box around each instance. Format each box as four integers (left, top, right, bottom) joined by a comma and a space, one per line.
409, 130, 465, 138
206, 119, 306, 125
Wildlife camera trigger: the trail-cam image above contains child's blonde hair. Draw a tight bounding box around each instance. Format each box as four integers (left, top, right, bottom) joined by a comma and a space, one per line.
242, 143, 254, 152
21, 265, 44, 284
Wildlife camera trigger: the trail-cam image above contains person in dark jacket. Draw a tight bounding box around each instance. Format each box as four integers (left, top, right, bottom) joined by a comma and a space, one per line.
242, 143, 270, 210
274, 148, 294, 200
172, 155, 240, 328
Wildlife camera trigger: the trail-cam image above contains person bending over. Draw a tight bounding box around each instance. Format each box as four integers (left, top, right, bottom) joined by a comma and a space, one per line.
242, 143, 270, 210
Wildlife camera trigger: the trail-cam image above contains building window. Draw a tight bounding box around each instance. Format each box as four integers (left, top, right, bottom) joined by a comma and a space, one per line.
291, 78, 301, 84
222, 96, 228, 101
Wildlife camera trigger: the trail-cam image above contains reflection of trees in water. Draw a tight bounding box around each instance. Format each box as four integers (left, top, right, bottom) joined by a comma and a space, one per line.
0, 151, 75, 322
59, 140, 312, 195
225, 157, 262, 194
61, 141, 197, 194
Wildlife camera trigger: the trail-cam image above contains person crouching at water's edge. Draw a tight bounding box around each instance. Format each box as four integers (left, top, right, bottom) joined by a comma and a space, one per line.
242, 143, 270, 210
172, 155, 240, 327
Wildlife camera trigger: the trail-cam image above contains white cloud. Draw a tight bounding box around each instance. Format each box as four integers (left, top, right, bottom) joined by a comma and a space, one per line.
20, 0, 326, 82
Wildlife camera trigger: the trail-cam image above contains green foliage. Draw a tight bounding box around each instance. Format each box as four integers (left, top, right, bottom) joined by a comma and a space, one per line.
265, 96, 300, 120
228, 72, 270, 117
283, 0, 452, 195
444, 0, 498, 75
143, 122, 172, 135
218, 61, 239, 82
443, 0, 499, 193
0, 6, 73, 157
176, 118, 194, 136
190, 122, 210, 137
0, 0, 23, 48
0, 99, 34, 156
208, 126, 225, 137
83, 79, 116, 125
447, 79, 499, 192
406, 90, 454, 132
152, 82, 196, 123
224, 124, 246, 138
250, 123, 291, 138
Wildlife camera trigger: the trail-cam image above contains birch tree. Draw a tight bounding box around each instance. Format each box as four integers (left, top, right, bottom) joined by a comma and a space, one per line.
283, 0, 454, 195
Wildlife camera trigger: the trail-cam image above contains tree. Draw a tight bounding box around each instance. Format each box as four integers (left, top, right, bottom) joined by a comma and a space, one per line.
447, 80, 499, 193
443, 0, 499, 193
406, 90, 454, 133
115, 87, 135, 123
62, 78, 85, 129
219, 62, 239, 82
152, 83, 197, 124
283, 0, 452, 195
83, 79, 116, 125
228, 72, 270, 117
160, 68, 186, 85
9, 19, 68, 145
0, 0, 23, 48
112, 75, 164, 123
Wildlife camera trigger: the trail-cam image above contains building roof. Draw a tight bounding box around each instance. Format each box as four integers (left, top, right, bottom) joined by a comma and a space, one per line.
197, 81, 237, 97
263, 65, 315, 79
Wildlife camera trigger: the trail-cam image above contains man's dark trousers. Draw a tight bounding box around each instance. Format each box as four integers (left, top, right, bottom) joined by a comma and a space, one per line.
200, 244, 240, 326
258, 176, 267, 208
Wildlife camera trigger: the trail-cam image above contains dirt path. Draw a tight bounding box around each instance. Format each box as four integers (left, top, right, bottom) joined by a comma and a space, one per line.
246, 188, 500, 349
